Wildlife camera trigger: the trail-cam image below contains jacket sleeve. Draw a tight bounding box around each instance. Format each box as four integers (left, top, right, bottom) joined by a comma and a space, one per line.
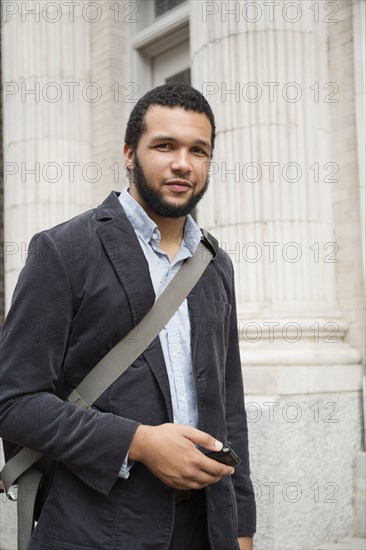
224, 258, 256, 537
0, 231, 140, 496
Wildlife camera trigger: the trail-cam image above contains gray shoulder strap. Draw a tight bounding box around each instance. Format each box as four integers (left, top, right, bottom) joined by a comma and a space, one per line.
67, 239, 213, 409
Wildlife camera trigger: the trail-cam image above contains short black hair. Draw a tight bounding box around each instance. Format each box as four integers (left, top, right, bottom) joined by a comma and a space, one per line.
124, 83, 216, 154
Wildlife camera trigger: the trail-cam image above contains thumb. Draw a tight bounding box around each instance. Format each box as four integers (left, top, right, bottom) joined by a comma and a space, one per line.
183, 426, 223, 452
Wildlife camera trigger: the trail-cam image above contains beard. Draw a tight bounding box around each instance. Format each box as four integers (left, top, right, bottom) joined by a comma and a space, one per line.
131, 153, 210, 218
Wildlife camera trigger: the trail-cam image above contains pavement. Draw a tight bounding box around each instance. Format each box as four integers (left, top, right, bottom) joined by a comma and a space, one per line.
315, 538, 366, 550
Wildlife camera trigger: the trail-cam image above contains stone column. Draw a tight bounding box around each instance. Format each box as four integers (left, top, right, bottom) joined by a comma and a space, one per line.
191, 0, 362, 393
2, 0, 94, 309
90, 0, 129, 206
353, 0, 366, 285
190, 1, 363, 548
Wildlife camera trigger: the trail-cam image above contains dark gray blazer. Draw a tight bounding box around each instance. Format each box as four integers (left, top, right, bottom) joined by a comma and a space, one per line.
0, 191, 256, 550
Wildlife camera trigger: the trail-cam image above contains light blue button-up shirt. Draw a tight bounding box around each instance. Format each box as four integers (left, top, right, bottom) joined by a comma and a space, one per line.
117, 188, 202, 478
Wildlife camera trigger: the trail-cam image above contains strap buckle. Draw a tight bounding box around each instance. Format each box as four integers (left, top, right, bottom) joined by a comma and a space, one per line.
0, 478, 18, 500
7, 484, 18, 501
67, 389, 91, 410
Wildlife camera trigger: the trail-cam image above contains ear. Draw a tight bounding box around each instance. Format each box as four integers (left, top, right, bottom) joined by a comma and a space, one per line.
123, 143, 134, 171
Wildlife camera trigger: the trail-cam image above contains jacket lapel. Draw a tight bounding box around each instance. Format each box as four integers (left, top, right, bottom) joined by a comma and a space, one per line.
96, 191, 155, 326
142, 345, 174, 422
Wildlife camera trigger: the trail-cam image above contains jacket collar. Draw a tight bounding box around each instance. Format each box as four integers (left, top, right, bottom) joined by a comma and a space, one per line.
96, 190, 126, 222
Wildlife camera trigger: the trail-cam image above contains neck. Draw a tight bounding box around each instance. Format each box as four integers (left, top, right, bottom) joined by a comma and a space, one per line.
148, 209, 186, 245
153, 217, 186, 263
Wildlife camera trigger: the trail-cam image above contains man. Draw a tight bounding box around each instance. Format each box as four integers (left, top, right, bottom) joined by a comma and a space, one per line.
0, 83, 256, 549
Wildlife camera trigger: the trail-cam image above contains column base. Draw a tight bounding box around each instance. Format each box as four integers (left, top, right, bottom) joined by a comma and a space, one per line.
237, 316, 363, 393
243, 364, 364, 395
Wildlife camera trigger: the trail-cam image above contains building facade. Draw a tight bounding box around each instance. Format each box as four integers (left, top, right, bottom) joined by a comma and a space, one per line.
1, 1, 365, 548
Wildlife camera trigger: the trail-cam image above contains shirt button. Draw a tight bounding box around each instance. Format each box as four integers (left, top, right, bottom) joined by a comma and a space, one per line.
152, 234, 158, 240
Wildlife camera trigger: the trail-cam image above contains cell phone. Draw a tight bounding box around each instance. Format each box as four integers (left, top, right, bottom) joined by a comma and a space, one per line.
205, 446, 241, 467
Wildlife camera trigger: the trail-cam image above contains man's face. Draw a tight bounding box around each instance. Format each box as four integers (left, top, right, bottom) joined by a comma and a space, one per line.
124, 105, 213, 218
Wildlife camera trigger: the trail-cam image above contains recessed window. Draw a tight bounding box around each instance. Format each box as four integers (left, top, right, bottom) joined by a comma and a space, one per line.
154, 0, 186, 18
166, 68, 191, 85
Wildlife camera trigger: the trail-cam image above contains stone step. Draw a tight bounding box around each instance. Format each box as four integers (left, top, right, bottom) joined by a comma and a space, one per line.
315, 537, 366, 550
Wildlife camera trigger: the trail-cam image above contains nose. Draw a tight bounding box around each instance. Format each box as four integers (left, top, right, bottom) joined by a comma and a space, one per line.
170, 148, 192, 176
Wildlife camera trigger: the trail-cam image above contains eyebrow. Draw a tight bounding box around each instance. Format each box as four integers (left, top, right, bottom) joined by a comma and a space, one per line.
150, 135, 211, 151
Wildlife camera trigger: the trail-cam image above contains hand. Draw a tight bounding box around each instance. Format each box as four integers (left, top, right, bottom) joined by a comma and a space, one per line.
129, 423, 235, 490
238, 536, 253, 550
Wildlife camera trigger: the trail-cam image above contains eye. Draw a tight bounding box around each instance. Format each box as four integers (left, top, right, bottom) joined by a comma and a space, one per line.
156, 143, 173, 150
192, 147, 208, 156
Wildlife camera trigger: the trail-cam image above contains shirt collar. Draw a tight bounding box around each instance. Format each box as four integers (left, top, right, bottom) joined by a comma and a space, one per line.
182, 215, 202, 255
119, 188, 202, 254
119, 188, 157, 243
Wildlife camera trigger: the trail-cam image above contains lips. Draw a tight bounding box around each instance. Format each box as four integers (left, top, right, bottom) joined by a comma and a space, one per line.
165, 180, 193, 193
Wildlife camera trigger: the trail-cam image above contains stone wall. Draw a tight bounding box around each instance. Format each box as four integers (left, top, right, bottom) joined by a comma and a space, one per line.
248, 392, 363, 549
329, 1, 365, 362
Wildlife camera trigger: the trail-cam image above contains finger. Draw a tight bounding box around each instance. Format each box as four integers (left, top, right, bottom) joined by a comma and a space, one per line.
181, 426, 223, 453
178, 469, 224, 490
182, 464, 234, 489
195, 470, 226, 486
198, 454, 235, 476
